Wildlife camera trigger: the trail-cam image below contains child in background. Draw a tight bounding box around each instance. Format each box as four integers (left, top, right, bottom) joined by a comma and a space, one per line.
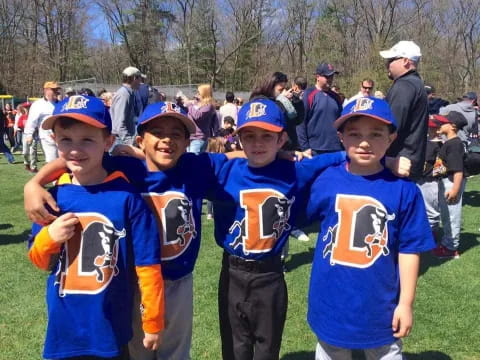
306, 97, 434, 359
417, 115, 444, 240
216, 116, 241, 152
431, 111, 468, 259
27, 95, 164, 359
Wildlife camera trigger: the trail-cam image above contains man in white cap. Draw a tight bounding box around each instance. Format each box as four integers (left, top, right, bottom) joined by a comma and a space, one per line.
380, 41, 428, 181
24, 81, 62, 167
110, 66, 143, 145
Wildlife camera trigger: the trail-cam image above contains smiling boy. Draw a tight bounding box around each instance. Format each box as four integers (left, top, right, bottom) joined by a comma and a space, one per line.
306, 97, 435, 359
27, 96, 164, 359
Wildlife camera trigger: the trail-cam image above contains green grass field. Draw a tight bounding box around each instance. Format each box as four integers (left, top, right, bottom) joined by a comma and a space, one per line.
0, 153, 479, 359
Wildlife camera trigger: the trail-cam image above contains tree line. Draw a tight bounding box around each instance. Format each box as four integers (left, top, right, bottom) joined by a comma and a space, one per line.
1, 0, 479, 100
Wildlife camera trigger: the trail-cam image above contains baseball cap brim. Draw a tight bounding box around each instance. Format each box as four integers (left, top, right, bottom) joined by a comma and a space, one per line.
234, 121, 284, 135
379, 50, 398, 59
138, 113, 197, 134
42, 113, 107, 130
334, 113, 393, 130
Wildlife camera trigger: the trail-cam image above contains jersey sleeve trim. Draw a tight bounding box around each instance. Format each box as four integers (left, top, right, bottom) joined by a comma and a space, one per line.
28, 226, 62, 270
136, 264, 165, 333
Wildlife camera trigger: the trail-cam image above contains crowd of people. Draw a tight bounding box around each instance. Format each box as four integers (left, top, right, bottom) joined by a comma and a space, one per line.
13, 39, 479, 360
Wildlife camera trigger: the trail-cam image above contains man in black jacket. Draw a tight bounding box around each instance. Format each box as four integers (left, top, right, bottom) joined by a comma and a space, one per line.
380, 41, 428, 181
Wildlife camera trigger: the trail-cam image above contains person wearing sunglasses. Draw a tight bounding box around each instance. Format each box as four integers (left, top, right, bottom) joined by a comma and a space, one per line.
344, 78, 375, 106
380, 40, 428, 182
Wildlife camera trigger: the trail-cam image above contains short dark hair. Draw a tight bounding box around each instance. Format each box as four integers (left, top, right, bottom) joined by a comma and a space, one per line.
250, 72, 288, 99
361, 78, 375, 87
225, 91, 235, 102
294, 76, 307, 90
223, 116, 235, 126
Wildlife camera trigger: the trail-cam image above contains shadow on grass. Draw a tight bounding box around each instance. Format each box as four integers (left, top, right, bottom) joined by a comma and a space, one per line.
419, 232, 479, 276
286, 247, 315, 272
404, 351, 452, 359
0, 223, 13, 230
463, 189, 480, 207
0, 228, 30, 246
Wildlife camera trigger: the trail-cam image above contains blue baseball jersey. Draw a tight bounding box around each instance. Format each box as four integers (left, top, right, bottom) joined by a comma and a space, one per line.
28, 173, 161, 359
106, 153, 228, 280
212, 152, 345, 259
306, 163, 435, 349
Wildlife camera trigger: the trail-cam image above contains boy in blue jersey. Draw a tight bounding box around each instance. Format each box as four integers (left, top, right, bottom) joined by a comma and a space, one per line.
25, 101, 230, 360
212, 98, 346, 360
27, 96, 164, 359
305, 97, 435, 359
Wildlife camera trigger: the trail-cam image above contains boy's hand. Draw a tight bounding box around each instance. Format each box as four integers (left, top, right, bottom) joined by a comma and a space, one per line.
392, 303, 413, 338
143, 331, 162, 351
48, 213, 79, 244
445, 190, 459, 203
24, 181, 59, 225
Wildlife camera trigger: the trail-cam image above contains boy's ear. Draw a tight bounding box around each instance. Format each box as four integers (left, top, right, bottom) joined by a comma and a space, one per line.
388, 132, 397, 144
105, 135, 115, 151
337, 131, 344, 143
278, 131, 288, 147
136, 135, 145, 150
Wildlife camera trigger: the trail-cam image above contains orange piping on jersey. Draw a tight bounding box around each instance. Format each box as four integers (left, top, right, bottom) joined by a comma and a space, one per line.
57, 170, 130, 185
28, 226, 62, 270
136, 264, 165, 333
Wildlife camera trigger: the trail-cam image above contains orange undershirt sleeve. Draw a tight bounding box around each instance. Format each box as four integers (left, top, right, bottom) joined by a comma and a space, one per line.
28, 226, 62, 270
135, 264, 165, 334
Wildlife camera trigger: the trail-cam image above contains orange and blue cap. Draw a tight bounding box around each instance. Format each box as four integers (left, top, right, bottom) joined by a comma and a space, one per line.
137, 101, 196, 134
236, 98, 286, 133
334, 97, 397, 130
42, 95, 111, 132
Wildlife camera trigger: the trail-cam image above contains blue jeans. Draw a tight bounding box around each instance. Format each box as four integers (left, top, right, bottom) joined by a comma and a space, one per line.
438, 177, 465, 250
188, 139, 207, 154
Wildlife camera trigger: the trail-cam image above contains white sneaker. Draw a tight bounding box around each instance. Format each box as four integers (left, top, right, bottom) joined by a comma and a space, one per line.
207, 214, 213, 220
291, 229, 309, 242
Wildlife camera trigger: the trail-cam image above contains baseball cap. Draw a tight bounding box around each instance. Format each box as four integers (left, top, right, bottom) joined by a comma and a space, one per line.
65, 87, 75, 94
462, 91, 477, 101
315, 63, 339, 76
137, 101, 196, 134
438, 111, 468, 129
429, 114, 449, 128
334, 97, 398, 130
424, 85, 435, 95
235, 98, 286, 133
379, 41, 422, 62
43, 81, 61, 89
42, 95, 112, 132
122, 66, 144, 77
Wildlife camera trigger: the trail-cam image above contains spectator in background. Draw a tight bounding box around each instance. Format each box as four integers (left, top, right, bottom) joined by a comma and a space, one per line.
185, 83, 218, 154
425, 84, 449, 115
250, 71, 304, 150
0, 110, 15, 163
158, 91, 167, 102
79, 88, 95, 97
440, 91, 478, 145
344, 78, 375, 105
24, 81, 61, 163
219, 91, 238, 124
380, 40, 428, 181
4, 103, 16, 149
13, 104, 26, 153
135, 74, 150, 114
110, 66, 143, 146
374, 90, 385, 99
16, 102, 37, 171
99, 92, 114, 108
65, 87, 76, 97
297, 63, 343, 156
292, 76, 307, 99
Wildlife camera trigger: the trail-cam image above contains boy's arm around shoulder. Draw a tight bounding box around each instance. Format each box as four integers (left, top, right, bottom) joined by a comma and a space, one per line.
128, 194, 164, 349
296, 151, 346, 188
24, 158, 67, 225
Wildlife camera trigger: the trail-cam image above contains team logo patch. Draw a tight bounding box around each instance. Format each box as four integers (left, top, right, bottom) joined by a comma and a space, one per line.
322, 194, 394, 268
142, 192, 197, 260
229, 189, 294, 255
160, 102, 182, 114
62, 95, 89, 112
247, 102, 267, 119
54, 213, 126, 296
352, 97, 374, 112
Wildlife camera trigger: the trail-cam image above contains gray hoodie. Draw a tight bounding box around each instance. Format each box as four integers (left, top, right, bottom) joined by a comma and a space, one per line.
440, 101, 478, 143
